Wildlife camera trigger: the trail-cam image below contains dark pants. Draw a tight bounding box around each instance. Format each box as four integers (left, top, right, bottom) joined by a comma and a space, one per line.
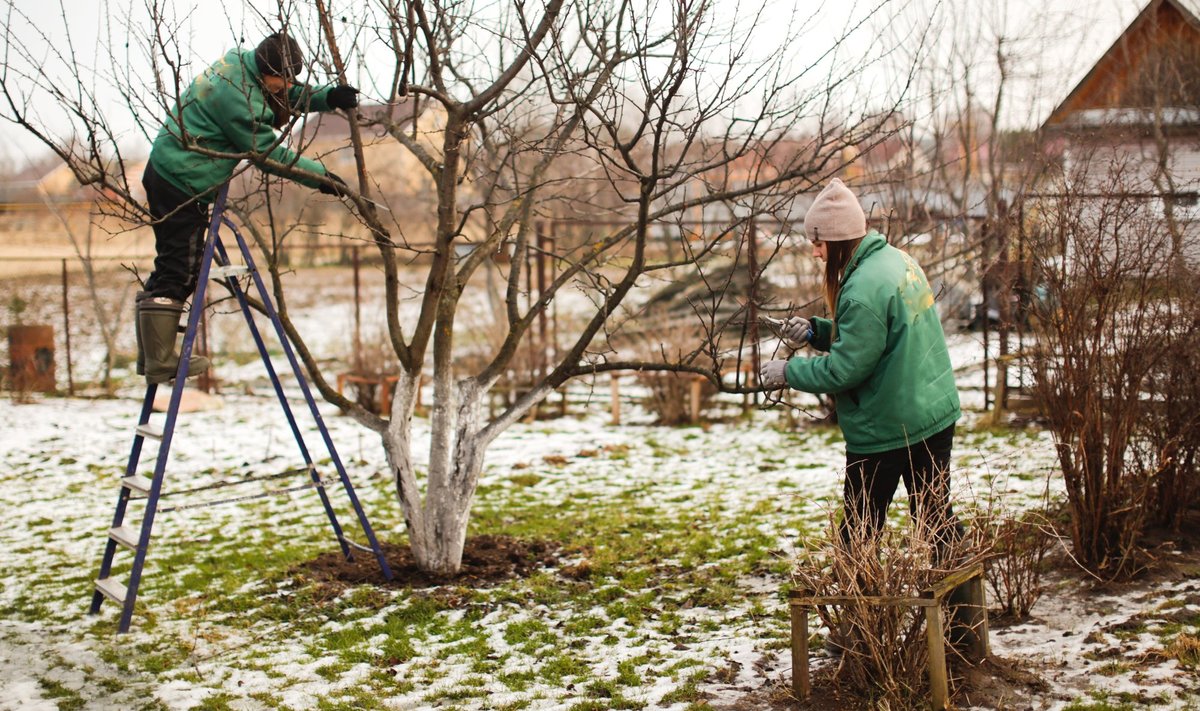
141, 162, 210, 302
839, 424, 963, 562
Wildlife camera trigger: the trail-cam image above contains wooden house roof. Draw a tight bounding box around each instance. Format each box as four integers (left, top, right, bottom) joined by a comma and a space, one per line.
1044, 0, 1200, 129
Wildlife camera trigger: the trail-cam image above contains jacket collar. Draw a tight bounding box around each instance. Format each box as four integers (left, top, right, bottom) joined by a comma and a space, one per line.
842, 230, 887, 283
238, 48, 268, 89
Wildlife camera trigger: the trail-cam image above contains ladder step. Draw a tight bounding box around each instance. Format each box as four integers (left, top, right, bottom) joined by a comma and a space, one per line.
109, 525, 144, 551
136, 423, 162, 440
120, 476, 152, 495
95, 577, 128, 604
210, 265, 249, 280
342, 538, 374, 553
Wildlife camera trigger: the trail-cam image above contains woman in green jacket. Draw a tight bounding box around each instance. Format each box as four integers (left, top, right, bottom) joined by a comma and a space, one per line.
759, 178, 963, 558
136, 31, 359, 383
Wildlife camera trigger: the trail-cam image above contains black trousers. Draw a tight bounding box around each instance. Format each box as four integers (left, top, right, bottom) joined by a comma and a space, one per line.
839, 424, 963, 561
141, 162, 210, 302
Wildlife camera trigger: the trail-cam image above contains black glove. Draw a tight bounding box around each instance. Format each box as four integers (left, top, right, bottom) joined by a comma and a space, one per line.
318, 171, 350, 197
327, 84, 359, 110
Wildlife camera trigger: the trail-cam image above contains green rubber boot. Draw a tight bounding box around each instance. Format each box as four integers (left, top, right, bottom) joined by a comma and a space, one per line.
137, 296, 210, 384
134, 291, 148, 375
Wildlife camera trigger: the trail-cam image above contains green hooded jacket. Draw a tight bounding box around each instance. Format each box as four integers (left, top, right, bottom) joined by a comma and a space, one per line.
784, 231, 960, 454
148, 48, 337, 200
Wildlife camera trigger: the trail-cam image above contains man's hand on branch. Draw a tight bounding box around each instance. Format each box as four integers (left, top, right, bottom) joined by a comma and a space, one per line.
781, 316, 812, 349
318, 170, 350, 197
759, 359, 789, 390
327, 84, 359, 110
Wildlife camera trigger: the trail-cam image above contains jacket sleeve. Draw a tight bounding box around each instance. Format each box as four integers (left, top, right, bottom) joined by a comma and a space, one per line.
212, 86, 326, 189
784, 298, 887, 394
808, 316, 833, 352
286, 84, 335, 113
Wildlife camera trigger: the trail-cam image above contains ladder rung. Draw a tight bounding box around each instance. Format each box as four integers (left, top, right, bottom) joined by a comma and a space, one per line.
342, 538, 374, 553
109, 525, 143, 550
136, 423, 162, 440
95, 577, 128, 604
210, 265, 249, 279
121, 476, 152, 495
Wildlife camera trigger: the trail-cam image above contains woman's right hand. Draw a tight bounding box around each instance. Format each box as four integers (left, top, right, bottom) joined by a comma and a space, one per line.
781, 316, 812, 348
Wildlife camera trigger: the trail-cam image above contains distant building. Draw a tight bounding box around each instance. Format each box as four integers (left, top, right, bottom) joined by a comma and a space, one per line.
0, 156, 151, 278
1040, 0, 1200, 259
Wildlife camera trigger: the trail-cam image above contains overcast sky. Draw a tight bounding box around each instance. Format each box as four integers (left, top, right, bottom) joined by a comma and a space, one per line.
0, 0, 1152, 173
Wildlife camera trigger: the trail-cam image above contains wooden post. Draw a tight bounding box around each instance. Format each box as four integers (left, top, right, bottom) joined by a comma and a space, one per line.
610, 374, 620, 425
923, 603, 949, 710
352, 246, 362, 374
196, 286, 214, 393
790, 603, 810, 699
535, 221, 548, 382
380, 377, 393, 415
746, 217, 760, 404
689, 376, 702, 423
60, 259, 74, 395
966, 575, 990, 661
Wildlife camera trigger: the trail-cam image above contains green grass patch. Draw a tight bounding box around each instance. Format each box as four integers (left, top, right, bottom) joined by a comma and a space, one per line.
36, 678, 85, 710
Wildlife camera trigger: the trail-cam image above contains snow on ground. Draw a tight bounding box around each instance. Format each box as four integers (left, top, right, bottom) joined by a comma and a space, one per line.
0, 381, 1196, 709
0, 268, 1197, 709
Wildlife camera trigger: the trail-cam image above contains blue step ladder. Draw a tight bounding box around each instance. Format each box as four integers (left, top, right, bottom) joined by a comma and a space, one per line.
90, 185, 393, 633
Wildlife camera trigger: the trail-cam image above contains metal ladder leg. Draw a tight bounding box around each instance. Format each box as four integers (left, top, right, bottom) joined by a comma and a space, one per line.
218, 217, 393, 581
209, 231, 352, 560
91, 188, 226, 632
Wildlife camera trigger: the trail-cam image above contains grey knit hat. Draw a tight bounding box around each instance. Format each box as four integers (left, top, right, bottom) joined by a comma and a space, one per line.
255, 32, 305, 79
804, 178, 866, 242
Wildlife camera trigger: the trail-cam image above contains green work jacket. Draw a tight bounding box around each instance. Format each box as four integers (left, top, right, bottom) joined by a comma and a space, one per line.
148, 48, 336, 200
785, 231, 961, 453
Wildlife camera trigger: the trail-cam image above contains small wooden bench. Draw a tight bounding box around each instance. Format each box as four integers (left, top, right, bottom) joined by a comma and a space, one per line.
788, 564, 988, 710
337, 372, 401, 414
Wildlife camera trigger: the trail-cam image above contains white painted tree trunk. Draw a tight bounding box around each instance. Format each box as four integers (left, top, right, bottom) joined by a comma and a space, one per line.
380, 372, 499, 575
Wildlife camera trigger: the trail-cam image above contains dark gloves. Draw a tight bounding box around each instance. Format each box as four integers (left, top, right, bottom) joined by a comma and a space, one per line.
318, 171, 350, 197
327, 84, 359, 110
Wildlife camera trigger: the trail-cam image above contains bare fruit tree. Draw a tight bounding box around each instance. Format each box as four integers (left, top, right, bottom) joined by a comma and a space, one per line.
3, 0, 916, 574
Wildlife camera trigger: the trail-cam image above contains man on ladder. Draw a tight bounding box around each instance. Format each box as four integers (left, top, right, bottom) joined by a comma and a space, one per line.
137, 29, 358, 382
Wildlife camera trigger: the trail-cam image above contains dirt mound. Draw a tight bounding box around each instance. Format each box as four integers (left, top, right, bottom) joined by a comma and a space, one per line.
294, 535, 561, 592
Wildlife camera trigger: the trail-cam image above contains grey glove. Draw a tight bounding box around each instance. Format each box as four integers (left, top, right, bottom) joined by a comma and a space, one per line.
781, 316, 812, 349
759, 359, 789, 390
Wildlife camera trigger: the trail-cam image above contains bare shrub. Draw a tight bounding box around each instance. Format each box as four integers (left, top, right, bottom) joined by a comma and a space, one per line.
636, 371, 715, 425
1027, 161, 1184, 578
793, 503, 988, 708
1138, 274, 1200, 531
627, 325, 718, 425
977, 507, 1054, 618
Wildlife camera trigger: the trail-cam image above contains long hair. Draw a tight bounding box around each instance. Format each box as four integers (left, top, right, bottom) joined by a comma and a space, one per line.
823, 237, 864, 319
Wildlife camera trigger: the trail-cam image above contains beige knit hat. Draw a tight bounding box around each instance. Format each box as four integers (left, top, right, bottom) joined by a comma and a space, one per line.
803, 178, 866, 242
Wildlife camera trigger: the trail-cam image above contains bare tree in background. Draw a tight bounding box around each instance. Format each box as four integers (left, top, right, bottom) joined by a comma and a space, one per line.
2, 0, 918, 573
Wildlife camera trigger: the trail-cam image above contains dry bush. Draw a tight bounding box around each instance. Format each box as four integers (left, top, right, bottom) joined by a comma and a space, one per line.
976, 507, 1054, 619
635, 371, 716, 425
1137, 274, 1200, 531
1027, 166, 1195, 578
625, 324, 719, 425
793, 504, 988, 708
